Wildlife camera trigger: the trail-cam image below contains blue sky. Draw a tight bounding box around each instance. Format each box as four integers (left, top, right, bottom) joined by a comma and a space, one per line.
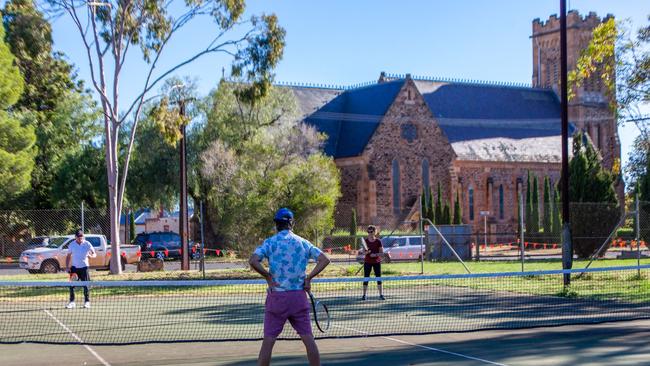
46, 0, 649, 167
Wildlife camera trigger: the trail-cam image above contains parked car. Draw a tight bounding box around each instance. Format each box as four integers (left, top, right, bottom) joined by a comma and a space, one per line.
24, 236, 50, 250
356, 236, 425, 263
134, 232, 200, 261
19, 234, 141, 274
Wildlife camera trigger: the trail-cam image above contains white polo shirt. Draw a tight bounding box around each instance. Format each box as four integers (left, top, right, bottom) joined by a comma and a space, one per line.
68, 240, 96, 268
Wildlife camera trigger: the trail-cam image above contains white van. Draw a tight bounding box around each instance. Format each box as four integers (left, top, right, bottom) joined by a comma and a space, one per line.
356, 236, 425, 263
382, 236, 425, 262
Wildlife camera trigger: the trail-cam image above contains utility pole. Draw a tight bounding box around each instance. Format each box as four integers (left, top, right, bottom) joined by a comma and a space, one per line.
179, 100, 190, 271
560, 0, 573, 286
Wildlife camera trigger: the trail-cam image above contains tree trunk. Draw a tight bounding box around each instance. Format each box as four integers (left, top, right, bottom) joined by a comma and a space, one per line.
106, 127, 122, 275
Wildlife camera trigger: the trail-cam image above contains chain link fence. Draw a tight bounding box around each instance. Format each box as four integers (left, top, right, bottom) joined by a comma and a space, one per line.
318, 201, 648, 268
0, 207, 109, 258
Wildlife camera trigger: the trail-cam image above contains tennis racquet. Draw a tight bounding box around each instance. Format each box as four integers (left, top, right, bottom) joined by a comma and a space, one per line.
308, 291, 330, 333
69, 272, 78, 282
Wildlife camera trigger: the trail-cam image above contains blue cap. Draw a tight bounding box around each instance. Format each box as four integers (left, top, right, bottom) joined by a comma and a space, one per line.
274, 208, 294, 222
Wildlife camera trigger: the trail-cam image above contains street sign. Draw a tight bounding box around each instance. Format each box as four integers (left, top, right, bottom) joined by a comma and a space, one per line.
479, 211, 490, 216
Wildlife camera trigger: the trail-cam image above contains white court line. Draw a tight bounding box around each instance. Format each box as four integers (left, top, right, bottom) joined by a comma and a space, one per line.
43, 310, 111, 366
333, 324, 509, 366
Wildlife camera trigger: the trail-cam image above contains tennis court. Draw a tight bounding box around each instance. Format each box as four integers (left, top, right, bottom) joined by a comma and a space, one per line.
1, 266, 650, 364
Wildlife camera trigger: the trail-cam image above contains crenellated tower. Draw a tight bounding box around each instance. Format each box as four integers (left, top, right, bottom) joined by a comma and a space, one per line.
532, 11, 620, 172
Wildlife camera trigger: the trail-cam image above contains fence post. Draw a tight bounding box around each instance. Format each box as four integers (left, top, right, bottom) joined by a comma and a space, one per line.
519, 190, 525, 272
81, 201, 85, 232
200, 201, 206, 279
636, 194, 641, 277
419, 194, 424, 274
475, 233, 480, 260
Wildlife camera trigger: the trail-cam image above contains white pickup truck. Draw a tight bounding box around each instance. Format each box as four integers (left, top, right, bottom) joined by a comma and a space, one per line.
19, 234, 141, 274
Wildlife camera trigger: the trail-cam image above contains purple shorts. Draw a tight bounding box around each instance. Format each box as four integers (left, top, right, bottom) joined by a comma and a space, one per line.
264, 290, 312, 338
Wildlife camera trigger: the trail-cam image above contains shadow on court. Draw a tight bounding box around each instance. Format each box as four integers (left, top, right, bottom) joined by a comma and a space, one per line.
2, 320, 650, 366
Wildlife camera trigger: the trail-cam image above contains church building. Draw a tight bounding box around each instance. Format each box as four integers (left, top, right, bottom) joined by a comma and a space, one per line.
284, 11, 620, 234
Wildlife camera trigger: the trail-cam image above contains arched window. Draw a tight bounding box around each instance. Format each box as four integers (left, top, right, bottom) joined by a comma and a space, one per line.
499, 185, 504, 220
422, 159, 430, 193
392, 159, 400, 215
468, 187, 474, 221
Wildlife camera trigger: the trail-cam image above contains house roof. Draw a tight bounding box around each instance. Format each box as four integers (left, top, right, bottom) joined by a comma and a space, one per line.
288, 75, 572, 162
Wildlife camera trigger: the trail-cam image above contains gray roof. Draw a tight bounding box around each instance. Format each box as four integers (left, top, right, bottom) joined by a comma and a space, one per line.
286, 76, 573, 162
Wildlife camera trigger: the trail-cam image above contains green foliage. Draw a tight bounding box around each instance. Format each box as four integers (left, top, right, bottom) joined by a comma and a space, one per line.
0, 18, 35, 205
564, 132, 619, 258
532, 175, 539, 233
427, 186, 436, 224
350, 208, 357, 237
197, 85, 340, 252
127, 108, 180, 209
568, 132, 618, 204
453, 190, 462, 225
435, 182, 443, 225
3, 0, 101, 209
420, 190, 428, 222
552, 184, 561, 235
50, 144, 107, 208
442, 202, 451, 225
543, 176, 552, 235
526, 171, 532, 234
129, 211, 136, 242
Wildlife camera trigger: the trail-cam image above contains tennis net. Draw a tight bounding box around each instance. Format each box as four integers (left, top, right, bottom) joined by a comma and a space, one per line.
1, 265, 649, 345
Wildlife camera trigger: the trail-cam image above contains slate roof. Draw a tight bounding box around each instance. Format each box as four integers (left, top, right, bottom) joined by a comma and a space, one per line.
287, 76, 572, 162
291, 81, 403, 158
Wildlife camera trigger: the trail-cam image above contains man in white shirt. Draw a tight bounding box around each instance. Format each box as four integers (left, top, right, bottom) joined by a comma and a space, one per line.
65, 230, 96, 309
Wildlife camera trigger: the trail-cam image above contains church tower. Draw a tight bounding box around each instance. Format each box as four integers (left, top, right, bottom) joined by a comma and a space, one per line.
532, 11, 620, 171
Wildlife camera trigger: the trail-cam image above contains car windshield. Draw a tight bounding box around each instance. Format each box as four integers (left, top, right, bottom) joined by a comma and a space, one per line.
46, 237, 68, 248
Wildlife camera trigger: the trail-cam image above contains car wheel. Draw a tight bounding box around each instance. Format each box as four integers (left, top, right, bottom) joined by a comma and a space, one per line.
155, 251, 165, 261
40, 260, 59, 274
28, 269, 40, 274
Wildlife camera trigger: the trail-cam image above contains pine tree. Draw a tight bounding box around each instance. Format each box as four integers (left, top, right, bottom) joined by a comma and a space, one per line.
532, 175, 539, 233
0, 19, 35, 205
453, 191, 462, 224
435, 182, 443, 225
526, 171, 532, 234
543, 176, 551, 235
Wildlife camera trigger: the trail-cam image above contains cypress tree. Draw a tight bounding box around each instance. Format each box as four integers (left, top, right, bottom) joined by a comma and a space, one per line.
453, 190, 462, 224
532, 175, 539, 233
435, 182, 443, 225
543, 176, 551, 235
552, 184, 561, 235
428, 186, 435, 224
526, 171, 532, 234
129, 211, 136, 242
350, 208, 357, 248
421, 189, 428, 222
442, 202, 451, 225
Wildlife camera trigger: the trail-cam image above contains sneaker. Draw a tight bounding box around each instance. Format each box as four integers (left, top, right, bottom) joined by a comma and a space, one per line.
83, 302, 91, 309
361, 295, 366, 301
379, 295, 386, 300
65, 302, 76, 309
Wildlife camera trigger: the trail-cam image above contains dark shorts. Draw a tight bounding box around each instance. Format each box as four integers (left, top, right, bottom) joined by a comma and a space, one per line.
363, 262, 382, 285
264, 290, 312, 338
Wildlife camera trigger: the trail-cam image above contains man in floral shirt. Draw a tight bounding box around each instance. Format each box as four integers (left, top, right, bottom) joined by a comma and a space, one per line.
249, 208, 330, 366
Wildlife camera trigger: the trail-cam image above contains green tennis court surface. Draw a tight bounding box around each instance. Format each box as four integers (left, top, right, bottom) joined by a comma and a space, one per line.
2, 320, 650, 365
1, 266, 649, 364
